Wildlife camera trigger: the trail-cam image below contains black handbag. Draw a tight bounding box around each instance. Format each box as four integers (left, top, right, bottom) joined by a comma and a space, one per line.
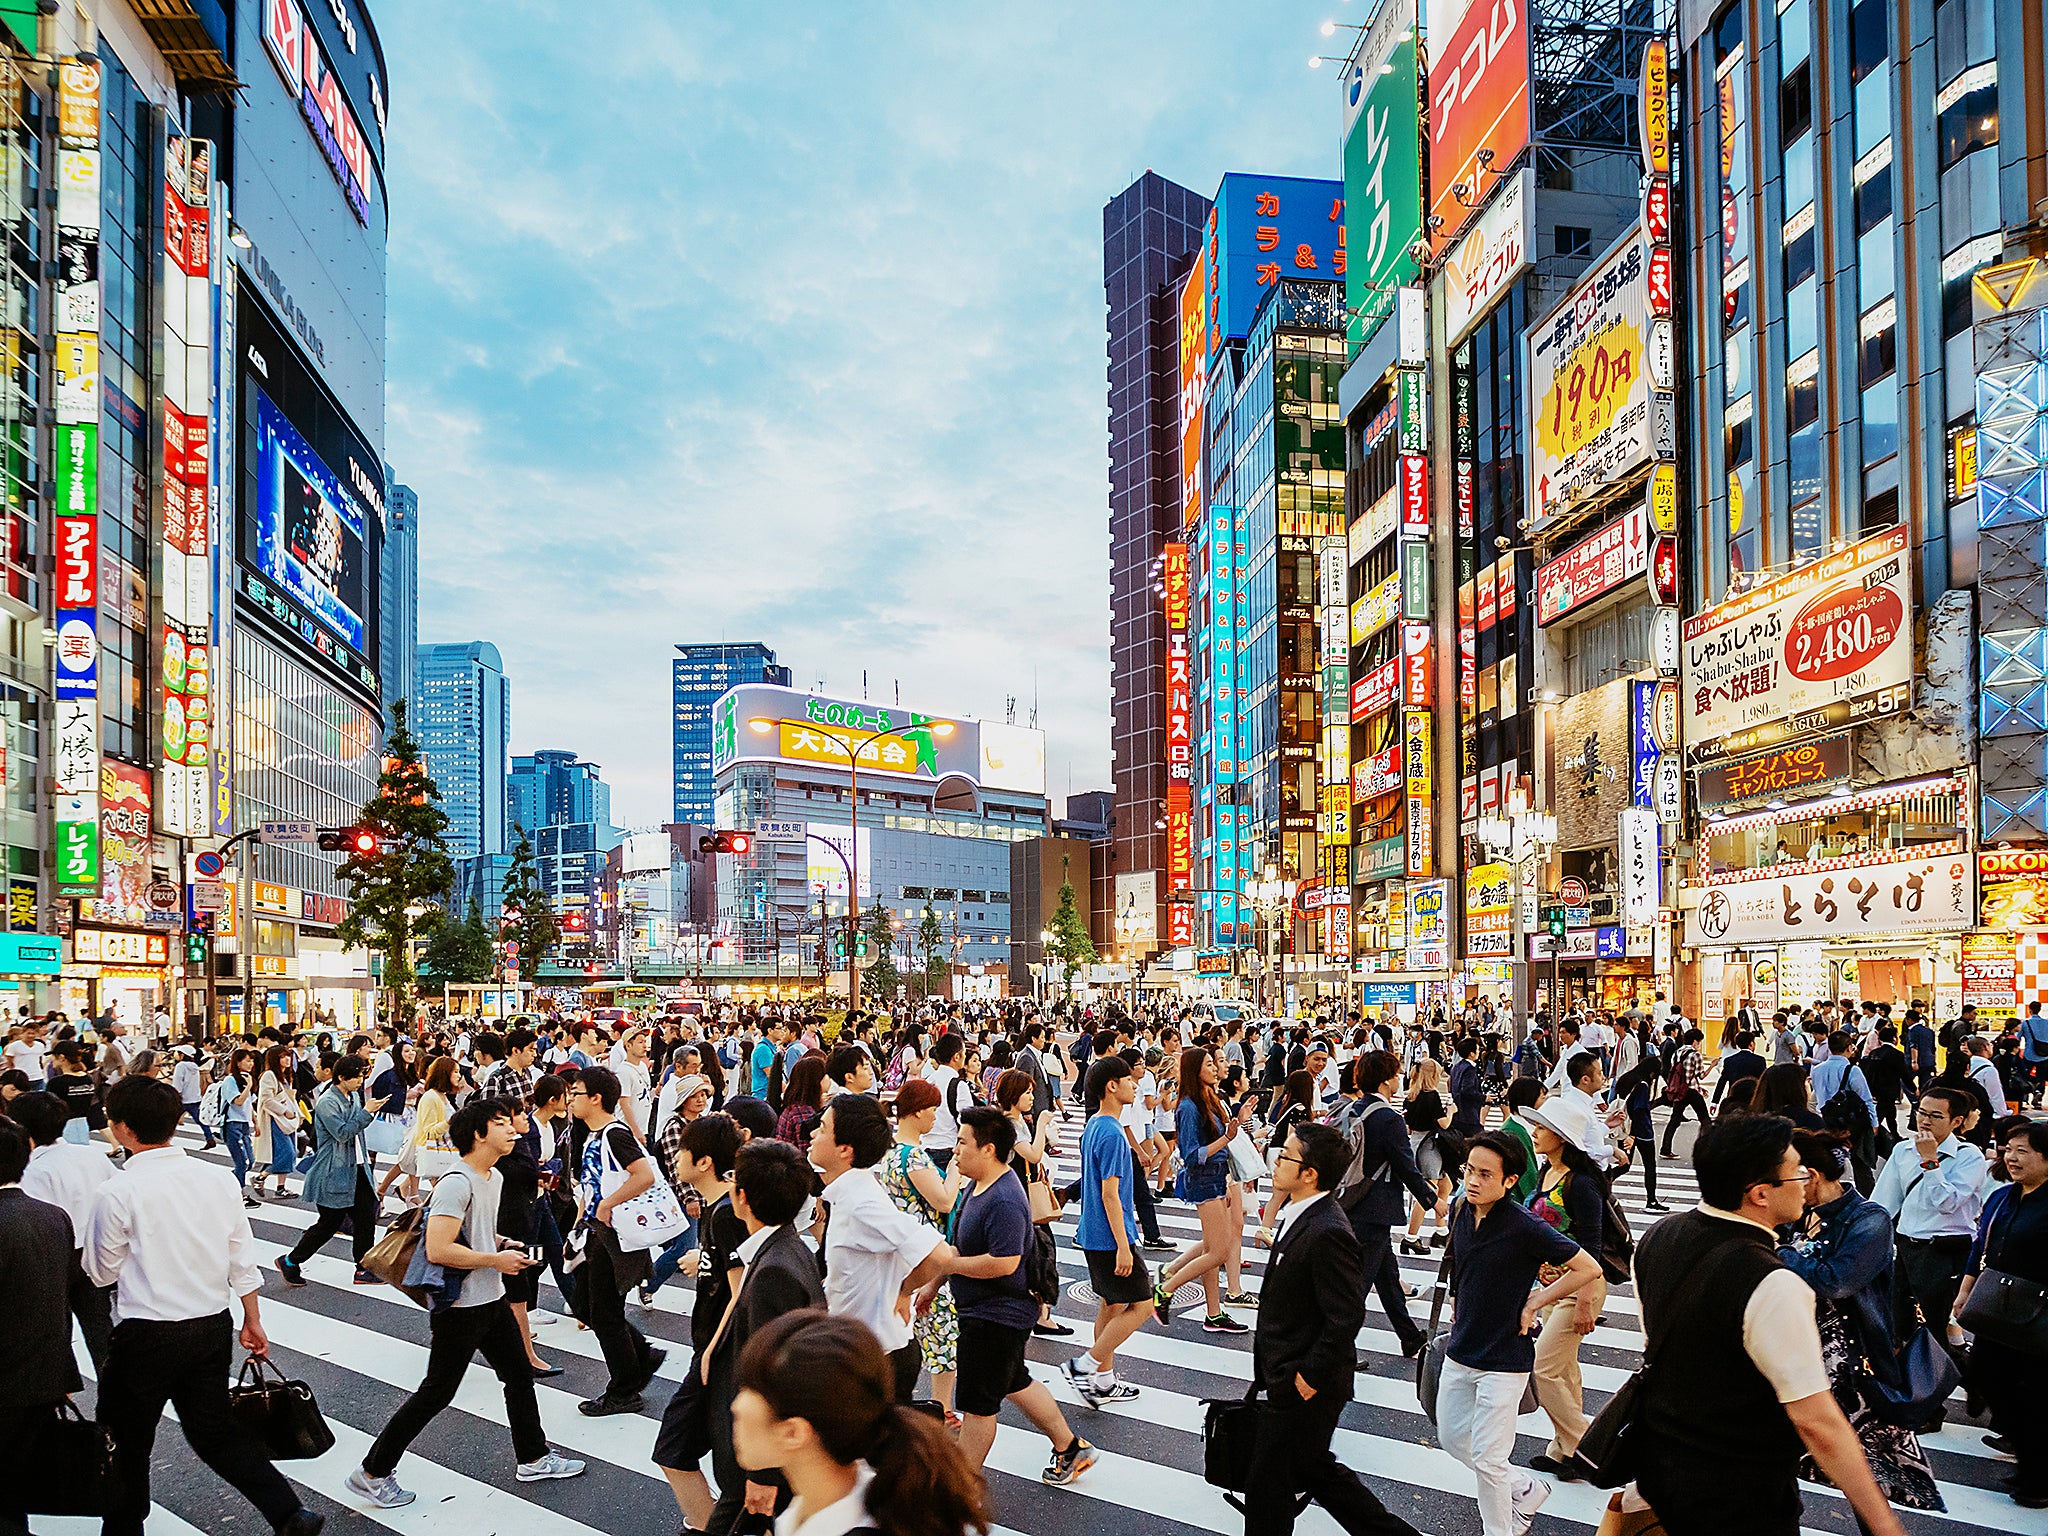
229, 1355, 337, 1460
1200, 1386, 1309, 1517
1578, 1239, 1750, 1487
1958, 1267, 2048, 1356
20, 1399, 124, 1515
1866, 1324, 1962, 1427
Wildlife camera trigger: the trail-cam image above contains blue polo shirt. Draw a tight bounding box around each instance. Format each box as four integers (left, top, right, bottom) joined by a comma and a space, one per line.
1447, 1196, 1581, 1373
1076, 1113, 1136, 1252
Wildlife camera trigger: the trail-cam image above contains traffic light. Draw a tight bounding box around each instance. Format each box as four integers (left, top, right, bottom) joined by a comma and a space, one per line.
317, 824, 379, 856
184, 930, 207, 965
561, 911, 587, 933
1545, 908, 1568, 940
697, 830, 754, 855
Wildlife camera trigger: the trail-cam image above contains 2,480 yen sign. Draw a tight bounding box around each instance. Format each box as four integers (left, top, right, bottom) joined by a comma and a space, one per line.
1540, 322, 1642, 460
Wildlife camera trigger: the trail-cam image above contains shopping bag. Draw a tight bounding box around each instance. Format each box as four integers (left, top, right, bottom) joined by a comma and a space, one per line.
1594, 1491, 1666, 1535
364, 1115, 407, 1157
229, 1355, 337, 1460
360, 1204, 431, 1304
1226, 1129, 1265, 1183
19, 1399, 124, 1515
598, 1127, 689, 1252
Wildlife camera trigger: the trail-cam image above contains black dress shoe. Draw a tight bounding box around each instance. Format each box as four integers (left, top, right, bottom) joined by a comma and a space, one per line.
1986, 1432, 2017, 1455
1528, 1453, 1586, 1482
275, 1510, 326, 1536
578, 1392, 644, 1417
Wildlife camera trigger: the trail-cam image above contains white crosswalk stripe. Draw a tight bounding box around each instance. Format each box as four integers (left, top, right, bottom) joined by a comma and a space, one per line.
38, 1117, 2043, 1536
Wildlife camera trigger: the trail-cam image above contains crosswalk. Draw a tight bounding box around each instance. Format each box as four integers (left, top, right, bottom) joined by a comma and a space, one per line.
30, 1109, 2046, 1536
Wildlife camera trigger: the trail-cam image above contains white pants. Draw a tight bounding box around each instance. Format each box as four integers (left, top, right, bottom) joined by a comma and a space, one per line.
1436, 1358, 1537, 1536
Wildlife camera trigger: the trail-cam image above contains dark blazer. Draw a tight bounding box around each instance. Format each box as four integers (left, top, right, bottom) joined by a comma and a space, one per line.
1252, 1194, 1366, 1403
1015, 1044, 1053, 1120
1712, 1049, 1766, 1103
710, 1223, 825, 1388
0, 1188, 88, 1405
1344, 1098, 1438, 1227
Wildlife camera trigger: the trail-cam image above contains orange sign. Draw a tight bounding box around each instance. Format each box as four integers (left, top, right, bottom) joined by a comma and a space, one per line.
1177, 257, 1207, 530
1429, 0, 1531, 251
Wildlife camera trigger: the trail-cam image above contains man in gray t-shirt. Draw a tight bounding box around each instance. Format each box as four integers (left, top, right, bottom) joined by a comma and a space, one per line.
348, 1101, 585, 1505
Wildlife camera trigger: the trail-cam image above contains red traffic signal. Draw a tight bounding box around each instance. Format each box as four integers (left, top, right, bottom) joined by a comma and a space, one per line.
562, 911, 587, 933
697, 831, 754, 855
317, 824, 379, 857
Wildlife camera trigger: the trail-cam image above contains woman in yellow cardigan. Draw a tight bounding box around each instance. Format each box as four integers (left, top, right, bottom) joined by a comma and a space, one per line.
378, 1052, 459, 1201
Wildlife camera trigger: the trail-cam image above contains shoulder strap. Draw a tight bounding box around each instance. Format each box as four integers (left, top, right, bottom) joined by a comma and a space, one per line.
1424, 1210, 1459, 1334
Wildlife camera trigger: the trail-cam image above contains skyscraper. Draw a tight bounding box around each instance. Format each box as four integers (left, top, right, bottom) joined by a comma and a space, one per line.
509, 749, 612, 840
1103, 172, 1208, 959
673, 643, 791, 822
380, 470, 419, 720
415, 642, 510, 859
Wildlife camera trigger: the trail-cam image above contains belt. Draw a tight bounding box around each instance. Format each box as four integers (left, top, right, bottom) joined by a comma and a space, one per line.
1897, 1234, 1971, 1249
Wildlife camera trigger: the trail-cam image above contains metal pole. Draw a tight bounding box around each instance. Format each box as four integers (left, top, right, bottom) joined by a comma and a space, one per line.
846, 748, 861, 1014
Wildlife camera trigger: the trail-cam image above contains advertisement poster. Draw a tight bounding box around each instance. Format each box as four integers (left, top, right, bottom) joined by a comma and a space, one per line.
1404, 708, 1433, 876
252, 388, 367, 651
1961, 931, 2019, 1011
1428, 0, 1531, 251
805, 823, 871, 899
1526, 230, 1652, 525
1466, 861, 1512, 958
1979, 848, 2048, 928
80, 762, 152, 928
1444, 167, 1534, 345
1684, 856, 1972, 947
1620, 807, 1659, 926
1681, 526, 1912, 756
1406, 878, 1449, 970
1536, 507, 1648, 626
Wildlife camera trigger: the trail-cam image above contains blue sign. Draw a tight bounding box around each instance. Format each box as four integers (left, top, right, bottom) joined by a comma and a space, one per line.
1360, 981, 1417, 1006
1630, 680, 1658, 809
0, 931, 63, 975
1595, 926, 1627, 959
1205, 173, 1347, 366
53, 608, 97, 698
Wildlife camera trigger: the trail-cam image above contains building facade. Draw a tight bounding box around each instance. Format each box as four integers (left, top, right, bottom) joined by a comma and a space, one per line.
380, 470, 417, 718
509, 748, 611, 841
1103, 173, 1209, 965
673, 642, 791, 824
415, 641, 509, 860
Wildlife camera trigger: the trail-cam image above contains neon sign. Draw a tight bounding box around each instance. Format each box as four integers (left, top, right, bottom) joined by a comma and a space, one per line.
263, 0, 373, 225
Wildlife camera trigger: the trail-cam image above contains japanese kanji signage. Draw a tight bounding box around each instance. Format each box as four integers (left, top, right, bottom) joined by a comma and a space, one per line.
1164, 541, 1190, 784
1683, 856, 1973, 947
1620, 807, 1658, 925
1694, 734, 1852, 814
1536, 507, 1648, 626
1428, 0, 1531, 251
1444, 167, 1534, 345
1342, 3, 1423, 347
1682, 526, 1912, 759
1526, 229, 1653, 526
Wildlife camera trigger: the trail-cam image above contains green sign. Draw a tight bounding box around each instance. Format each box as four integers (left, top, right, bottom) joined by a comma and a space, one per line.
55, 814, 98, 892
1343, 13, 1424, 351
55, 422, 96, 518
1397, 369, 1426, 452
1401, 539, 1430, 621
1359, 836, 1405, 880
0, 930, 62, 976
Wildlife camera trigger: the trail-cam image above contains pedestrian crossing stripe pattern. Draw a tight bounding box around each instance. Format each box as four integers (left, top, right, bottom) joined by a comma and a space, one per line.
33, 1117, 2046, 1536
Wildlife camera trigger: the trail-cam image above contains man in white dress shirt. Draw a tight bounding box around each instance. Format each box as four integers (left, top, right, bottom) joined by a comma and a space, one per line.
83, 1075, 324, 1536
13, 1089, 114, 1365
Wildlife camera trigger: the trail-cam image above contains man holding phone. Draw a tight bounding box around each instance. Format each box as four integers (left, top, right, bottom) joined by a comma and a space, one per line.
346, 1100, 586, 1508
277, 1053, 389, 1286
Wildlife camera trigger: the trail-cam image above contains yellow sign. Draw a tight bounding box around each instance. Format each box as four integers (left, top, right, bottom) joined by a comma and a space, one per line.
1350, 572, 1402, 644
1640, 40, 1670, 174
1535, 317, 1643, 464
252, 955, 292, 977
1648, 462, 1678, 533
778, 720, 923, 776
252, 880, 292, 915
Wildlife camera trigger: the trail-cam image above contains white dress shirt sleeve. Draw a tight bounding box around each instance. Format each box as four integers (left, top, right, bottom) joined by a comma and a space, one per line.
1741, 1269, 1832, 1403
81, 1179, 129, 1289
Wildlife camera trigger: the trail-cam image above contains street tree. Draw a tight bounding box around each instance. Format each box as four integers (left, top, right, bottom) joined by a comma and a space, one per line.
335, 699, 455, 1019
862, 901, 900, 1003
501, 828, 559, 980
917, 901, 946, 998
421, 899, 494, 983
1045, 873, 1096, 993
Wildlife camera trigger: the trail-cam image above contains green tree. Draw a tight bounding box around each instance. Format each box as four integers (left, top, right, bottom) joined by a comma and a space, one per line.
917, 901, 946, 997
862, 902, 900, 1002
420, 899, 494, 983
501, 828, 559, 980
336, 699, 456, 1018
1044, 872, 1097, 993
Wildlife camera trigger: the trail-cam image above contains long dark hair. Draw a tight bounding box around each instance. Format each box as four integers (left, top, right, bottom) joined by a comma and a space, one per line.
1755, 1063, 1812, 1117
737, 1310, 989, 1536
1177, 1046, 1224, 1137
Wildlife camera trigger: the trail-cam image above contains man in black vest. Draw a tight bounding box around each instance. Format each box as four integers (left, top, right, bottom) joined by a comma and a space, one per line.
1631, 1115, 1909, 1536
1338, 1050, 1444, 1364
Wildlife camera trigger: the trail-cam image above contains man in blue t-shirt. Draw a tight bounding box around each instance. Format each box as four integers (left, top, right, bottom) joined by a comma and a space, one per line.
1437, 1131, 1602, 1533
749, 1020, 789, 1098
946, 1108, 1095, 1486
1063, 1056, 1155, 1407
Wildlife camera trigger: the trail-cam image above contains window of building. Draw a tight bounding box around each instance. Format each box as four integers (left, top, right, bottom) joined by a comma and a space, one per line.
1555, 225, 1592, 259
1784, 221, 1816, 289
1940, 86, 1999, 169
1781, 65, 1813, 143
1859, 219, 1895, 309
1851, 0, 1889, 81
1562, 601, 1655, 695
1936, 0, 1996, 83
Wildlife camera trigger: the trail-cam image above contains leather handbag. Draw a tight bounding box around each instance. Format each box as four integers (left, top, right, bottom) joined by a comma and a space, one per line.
1958, 1267, 2048, 1356
1026, 1167, 1060, 1225
228, 1355, 337, 1460
19, 1399, 124, 1515
1200, 1386, 1309, 1518
1866, 1324, 1961, 1427
360, 1203, 431, 1304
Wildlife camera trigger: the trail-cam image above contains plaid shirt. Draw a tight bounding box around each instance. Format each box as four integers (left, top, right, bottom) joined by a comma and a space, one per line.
1671, 1044, 1706, 1092
480, 1061, 536, 1110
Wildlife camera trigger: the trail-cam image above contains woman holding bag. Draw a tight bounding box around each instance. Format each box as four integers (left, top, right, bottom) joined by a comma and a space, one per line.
1957, 1117, 2048, 1508
1151, 1048, 1253, 1334
278, 1055, 389, 1286
382, 1055, 459, 1202
994, 1069, 1069, 1337
881, 1078, 963, 1421
251, 1046, 301, 1201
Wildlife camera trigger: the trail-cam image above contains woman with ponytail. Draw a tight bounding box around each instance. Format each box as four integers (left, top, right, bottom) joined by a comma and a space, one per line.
733, 1309, 990, 1536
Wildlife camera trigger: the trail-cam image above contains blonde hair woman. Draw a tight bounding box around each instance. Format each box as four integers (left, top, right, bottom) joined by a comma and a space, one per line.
379, 1053, 459, 1201
1402, 1056, 1454, 1253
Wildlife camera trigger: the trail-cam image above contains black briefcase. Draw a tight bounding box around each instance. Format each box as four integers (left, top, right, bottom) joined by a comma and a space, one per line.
229, 1355, 337, 1460
1201, 1388, 1309, 1516
21, 1399, 125, 1515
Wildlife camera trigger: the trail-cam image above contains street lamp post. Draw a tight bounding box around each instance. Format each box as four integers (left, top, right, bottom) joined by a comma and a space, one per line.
1477, 807, 1557, 1021
749, 715, 954, 1013
1248, 866, 1298, 1017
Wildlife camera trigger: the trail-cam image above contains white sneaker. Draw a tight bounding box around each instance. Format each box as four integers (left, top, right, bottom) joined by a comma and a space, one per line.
516, 1450, 586, 1482
346, 1467, 416, 1508
1512, 1477, 1551, 1533
529, 1310, 557, 1326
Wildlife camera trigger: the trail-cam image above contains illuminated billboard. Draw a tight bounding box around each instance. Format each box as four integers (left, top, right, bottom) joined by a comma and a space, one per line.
979, 722, 1047, 795
1177, 260, 1206, 530
1428, 0, 1532, 252
1342, 0, 1423, 346
1203, 172, 1346, 366
1526, 228, 1653, 526
711, 684, 1046, 799
806, 823, 872, 899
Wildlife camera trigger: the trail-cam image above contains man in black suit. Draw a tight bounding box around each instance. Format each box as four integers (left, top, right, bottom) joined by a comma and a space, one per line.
1244, 1122, 1419, 1536
1338, 1051, 1445, 1362
701, 1138, 824, 1536
1712, 1031, 1767, 1109
0, 1115, 93, 1536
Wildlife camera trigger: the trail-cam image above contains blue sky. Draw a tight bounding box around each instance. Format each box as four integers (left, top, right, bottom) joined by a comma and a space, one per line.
382, 2, 1349, 826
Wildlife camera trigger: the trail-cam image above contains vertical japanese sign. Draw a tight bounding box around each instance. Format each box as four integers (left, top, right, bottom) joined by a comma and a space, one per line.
1177, 258, 1206, 532
1165, 541, 1193, 946
159, 132, 217, 836
53, 59, 102, 895
1404, 708, 1433, 875
1342, 0, 1423, 347
1620, 807, 1659, 925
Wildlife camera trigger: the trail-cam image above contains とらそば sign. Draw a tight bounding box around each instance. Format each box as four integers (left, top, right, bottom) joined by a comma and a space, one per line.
1683, 856, 1972, 947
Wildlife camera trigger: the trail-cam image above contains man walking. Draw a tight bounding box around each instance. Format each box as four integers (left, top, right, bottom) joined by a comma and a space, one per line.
13, 1090, 115, 1364
1339, 1051, 1444, 1363
1659, 1029, 1712, 1158
346, 1101, 584, 1506
567, 1066, 665, 1415
1871, 1086, 1987, 1385
277, 1054, 387, 1286
82, 1076, 324, 1536
1064, 1055, 1155, 1405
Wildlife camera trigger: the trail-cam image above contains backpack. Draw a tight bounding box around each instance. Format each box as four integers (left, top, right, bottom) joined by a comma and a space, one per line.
1333, 1099, 1398, 1211
1821, 1077, 1873, 1137
198, 1074, 232, 1129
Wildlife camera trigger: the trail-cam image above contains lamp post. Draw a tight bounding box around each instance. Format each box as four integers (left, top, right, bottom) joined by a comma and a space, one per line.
1476, 807, 1557, 1022
1248, 866, 1299, 1016
749, 714, 954, 1013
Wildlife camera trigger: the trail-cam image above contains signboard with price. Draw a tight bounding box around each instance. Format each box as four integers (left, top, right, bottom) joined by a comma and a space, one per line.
1526, 230, 1653, 526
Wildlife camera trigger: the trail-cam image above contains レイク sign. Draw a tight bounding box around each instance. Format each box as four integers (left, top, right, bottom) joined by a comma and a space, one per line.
263, 0, 373, 224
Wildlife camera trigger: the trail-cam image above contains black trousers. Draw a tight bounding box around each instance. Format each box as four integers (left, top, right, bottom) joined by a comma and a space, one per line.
1639, 1455, 1800, 1536
571, 1231, 653, 1396
1970, 1339, 2047, 1497
0, 1404, 56, 1536
74, 1278, 115, 1371
1351, 1219, 1423, 1353
1661, 1091, 1710, 1150
1616, 1137, 1659, 1202
703, 1361, 789, 1536
1892, 1234, 1970, 1364
97, 1312, 301, 1536
1131, 1163, 1163, 1243
1243, 1389, 1416, 1536
287, 1168, 379, 1267
889, 1340, 922, 1403
363, 1298, 548, 1476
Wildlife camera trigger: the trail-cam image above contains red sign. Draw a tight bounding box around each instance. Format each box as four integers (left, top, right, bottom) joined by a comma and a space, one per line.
1647, 246, 1673, 317
1351, 658, 1400, 722
1166, 784, 1193, 895
1164, 540, 1191, 785
1400, 454, 1429, 531
1402, 623, 1433, 708
1168, 902, 1195, 947
1495, 560, 1518, 622
1649, 534, 1680, 605
1535, 507, 1648, 626
1476, 570, 1498, 631
1643, 176, 1671, 244
1429, 0, 1532, 250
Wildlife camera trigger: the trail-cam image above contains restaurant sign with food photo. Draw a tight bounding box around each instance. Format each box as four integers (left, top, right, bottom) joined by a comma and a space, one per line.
1979, 848, 2048, 929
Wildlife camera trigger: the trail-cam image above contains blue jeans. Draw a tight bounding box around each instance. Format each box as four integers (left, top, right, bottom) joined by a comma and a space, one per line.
184, 1103, 215, 1146
647, 1216, 700, 1294
222, 1121, 254, 1186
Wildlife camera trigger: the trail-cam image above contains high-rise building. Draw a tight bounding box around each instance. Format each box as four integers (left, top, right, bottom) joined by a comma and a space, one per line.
673, 643, 791, 822
508, 749, 612, 840
415, 642, 510, 859
1103, 172, 1209, 963
380, 471, 419, 719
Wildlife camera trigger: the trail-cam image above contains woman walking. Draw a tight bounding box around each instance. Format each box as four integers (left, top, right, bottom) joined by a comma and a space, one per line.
773, 1054, 828, 1152
252, 1045, 301, 1200
381, 1054, 458, 1202
1402, 1056, 1454, 1253
1152, 1048, 1253, 1334
1520, 1102, 1608, 1477
220, 1046, 259, 1206
882, 1078, 963, 1420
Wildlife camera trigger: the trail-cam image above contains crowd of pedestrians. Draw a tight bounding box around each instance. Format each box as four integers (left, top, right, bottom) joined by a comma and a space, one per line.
1, 985, 2043, 1536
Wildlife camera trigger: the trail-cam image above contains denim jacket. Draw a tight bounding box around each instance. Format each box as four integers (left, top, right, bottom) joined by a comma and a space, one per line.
301, 1085, 375, 1209
1777, 1187, 1898, 1382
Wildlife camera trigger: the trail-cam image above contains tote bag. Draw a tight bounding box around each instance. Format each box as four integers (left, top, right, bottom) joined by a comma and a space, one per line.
596, 1124, 689, 1252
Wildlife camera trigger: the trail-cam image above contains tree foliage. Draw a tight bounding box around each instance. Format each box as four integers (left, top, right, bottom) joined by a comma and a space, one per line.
917, 901, 947, 997
335, 699, 456, 1018
861, 901, 900, 1003
420, 900, 494, 983
501, 828, 559, 980
1045, 870, 1097, 991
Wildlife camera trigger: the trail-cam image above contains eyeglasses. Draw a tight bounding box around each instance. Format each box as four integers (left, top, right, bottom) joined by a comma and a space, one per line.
1272, 1151, 1302, 1167
1749, 1175, 1811, 1190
